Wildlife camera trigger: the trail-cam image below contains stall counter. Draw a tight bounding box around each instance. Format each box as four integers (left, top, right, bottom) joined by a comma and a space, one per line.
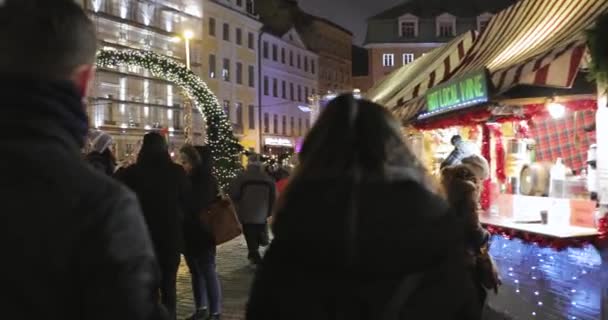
481, 214, 608, 320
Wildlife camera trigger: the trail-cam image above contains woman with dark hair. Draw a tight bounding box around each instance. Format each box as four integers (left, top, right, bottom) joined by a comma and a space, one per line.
180, 145, 223, 320
117, 132, 191, 320
246, 95, 488, 320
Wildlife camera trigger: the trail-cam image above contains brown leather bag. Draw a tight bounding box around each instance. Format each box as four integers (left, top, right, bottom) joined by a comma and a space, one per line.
200, 195, 243, 245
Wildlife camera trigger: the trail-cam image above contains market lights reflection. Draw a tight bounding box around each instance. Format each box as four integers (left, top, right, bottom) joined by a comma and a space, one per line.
488, 236, 601, 319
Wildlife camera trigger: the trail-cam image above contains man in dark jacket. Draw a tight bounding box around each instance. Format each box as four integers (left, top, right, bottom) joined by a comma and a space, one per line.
229, 154, 276, 266
0, 1, 165, 319
118, 132, 192, 320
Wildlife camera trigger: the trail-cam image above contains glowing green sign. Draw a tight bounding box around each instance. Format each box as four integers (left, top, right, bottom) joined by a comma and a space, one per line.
419, 70, 489, 119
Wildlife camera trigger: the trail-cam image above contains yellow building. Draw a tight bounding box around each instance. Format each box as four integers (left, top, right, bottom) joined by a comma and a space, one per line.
201, 0, 262, 152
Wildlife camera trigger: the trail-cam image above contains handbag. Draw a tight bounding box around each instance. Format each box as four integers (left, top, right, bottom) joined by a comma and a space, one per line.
200, 195, 243, 245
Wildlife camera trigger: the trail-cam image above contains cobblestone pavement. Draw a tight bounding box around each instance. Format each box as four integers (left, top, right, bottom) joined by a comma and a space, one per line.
176, 236, 254, 320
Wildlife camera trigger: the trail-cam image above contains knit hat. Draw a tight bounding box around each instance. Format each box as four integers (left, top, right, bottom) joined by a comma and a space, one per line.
461, 154, 490, 180
89, 130, 113, 153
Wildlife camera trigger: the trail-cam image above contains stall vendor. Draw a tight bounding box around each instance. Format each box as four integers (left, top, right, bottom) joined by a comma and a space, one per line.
440, 135, 481, 169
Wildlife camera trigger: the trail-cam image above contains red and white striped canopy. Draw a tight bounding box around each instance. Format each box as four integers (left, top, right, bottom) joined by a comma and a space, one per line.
367, 31, 478, 110
383, 0, 608, 123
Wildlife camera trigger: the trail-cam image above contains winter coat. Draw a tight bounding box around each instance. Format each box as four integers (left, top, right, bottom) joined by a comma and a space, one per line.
184, 168, 218, 255
0, 78, 166, 320
247, 178, 484, 320
229, 163, 276, 224
117, 155, 191, 261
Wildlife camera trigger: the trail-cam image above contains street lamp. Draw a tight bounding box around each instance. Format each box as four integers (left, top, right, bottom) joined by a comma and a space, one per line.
181, 30, 195, 144
183, 30, 194, 70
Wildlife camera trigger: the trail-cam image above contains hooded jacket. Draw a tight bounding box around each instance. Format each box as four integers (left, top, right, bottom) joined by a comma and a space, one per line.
229, 162, 276, 224
0, 78, 166, 320
247, 178, 483, 320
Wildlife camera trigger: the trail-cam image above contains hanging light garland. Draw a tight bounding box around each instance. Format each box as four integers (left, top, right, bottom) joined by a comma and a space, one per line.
96, 49, 243, 190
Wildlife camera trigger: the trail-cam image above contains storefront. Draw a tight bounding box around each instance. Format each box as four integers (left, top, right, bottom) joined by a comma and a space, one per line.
368, 0, 608, 318
261, 136, 295, 156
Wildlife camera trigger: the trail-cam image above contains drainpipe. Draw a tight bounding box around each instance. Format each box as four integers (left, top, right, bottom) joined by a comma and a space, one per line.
257, 30, 264, 154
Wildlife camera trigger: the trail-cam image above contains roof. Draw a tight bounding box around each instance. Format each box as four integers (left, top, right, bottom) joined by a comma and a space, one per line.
299, 12, 353, 36
369, 0, 517, 20
377, 0, 608, 123
352, 45, 369, 76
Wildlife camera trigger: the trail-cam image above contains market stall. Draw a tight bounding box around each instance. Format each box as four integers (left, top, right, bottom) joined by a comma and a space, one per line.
367, 0, 608, 319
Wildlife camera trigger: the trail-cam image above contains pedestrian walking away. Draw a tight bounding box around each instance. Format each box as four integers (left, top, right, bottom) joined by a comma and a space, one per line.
180, 145, 223, 320
247, 95, 487, 320
0, 0, 167, 319
117, 132, 192, 320
229, 154, 276, 266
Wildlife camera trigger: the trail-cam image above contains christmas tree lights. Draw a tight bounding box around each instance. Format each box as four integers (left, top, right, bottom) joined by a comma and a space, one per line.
96, 49, 243, 189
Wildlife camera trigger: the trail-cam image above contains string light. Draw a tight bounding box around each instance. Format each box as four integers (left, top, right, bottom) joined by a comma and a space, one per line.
96, 49, 243, 189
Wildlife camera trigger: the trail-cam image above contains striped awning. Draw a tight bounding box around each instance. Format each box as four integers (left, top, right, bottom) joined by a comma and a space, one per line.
390, 0, 608, 123
367, 30, 478, 111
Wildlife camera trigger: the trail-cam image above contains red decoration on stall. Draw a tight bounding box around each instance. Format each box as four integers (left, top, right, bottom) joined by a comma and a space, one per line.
596, 215, 608, 248
413, 99, 597, 131
485, 224, 596, 251
516, 120, 531, 139
489, 124, 506, 184
480, 124, 492, 211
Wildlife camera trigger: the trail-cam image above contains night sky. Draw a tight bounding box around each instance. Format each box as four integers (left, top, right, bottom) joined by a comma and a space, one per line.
298, 0, 404, 45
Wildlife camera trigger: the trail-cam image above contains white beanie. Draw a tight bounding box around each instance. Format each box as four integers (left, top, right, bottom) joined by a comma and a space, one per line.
89, 130, 113, 153
461, 154, 490, 180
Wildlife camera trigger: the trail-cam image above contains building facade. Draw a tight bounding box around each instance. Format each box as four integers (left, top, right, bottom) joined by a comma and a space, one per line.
260, 27, 318, 155
364, 0, 515, 87
298, 16, 353, 95
84, 0, 206, 160
200, 0, 262, 152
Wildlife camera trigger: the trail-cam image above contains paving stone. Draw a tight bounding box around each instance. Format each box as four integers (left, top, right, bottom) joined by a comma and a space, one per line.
177, 236, 254, 320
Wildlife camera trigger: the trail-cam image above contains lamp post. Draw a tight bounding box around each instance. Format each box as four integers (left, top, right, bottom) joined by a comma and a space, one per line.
182, 30, 194, 145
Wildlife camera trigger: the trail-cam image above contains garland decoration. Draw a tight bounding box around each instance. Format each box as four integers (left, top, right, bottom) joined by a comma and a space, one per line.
586, 13, 608, 88
481, 124, 492, 211
96, 49, 243, 190
485, 224, 596, 251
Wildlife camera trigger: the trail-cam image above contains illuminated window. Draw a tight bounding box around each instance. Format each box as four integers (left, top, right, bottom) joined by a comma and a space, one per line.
208, 54, 216, 78
382, 54, 394, 67
403, 53, 414, 65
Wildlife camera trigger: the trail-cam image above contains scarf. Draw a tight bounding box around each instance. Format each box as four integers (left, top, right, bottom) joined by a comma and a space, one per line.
0, 77, 89, 150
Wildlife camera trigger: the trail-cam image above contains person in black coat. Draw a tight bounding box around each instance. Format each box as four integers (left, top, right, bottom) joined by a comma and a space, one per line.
179, 145, 223, 320
0, 1, 166, 319
118, 132, 192, 320
246, 95, 488, 320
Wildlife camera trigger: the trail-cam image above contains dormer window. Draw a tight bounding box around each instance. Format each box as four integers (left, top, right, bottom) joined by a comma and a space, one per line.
477, 13, 493, 33
436, 13, 456, 37
398, 14, 418, 38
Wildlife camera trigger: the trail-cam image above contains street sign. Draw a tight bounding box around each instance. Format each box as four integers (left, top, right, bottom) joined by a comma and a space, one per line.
418, 69, 490, 120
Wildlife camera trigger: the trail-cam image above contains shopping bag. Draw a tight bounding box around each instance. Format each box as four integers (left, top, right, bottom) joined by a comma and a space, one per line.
200, 195, 242, 245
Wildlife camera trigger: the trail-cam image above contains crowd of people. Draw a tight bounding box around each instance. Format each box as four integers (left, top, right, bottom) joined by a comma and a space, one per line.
2, 1, 499, 320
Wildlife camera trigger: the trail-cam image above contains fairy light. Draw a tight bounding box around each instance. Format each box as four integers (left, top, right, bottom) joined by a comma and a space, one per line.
96, 49, 243, 189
